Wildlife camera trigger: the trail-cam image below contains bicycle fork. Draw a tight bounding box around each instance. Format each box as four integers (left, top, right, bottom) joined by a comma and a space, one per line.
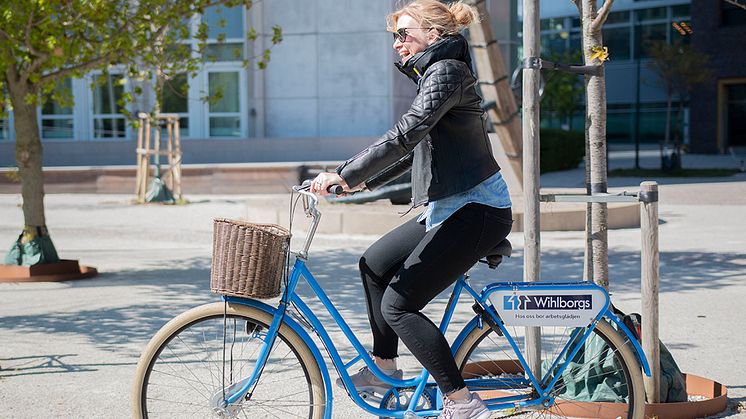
212, 298, 290, 415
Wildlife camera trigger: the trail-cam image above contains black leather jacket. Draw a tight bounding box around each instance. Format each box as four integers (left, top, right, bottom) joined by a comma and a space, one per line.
336, 34, 500, 206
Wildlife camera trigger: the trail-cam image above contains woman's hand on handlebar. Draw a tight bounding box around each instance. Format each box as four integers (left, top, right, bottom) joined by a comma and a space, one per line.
310, 172, 364, 196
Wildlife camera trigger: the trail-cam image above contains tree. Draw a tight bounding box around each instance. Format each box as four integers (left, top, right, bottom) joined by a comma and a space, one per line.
571, 0, 614, 289
0, 0, 280, 265
646, 40, 711, 169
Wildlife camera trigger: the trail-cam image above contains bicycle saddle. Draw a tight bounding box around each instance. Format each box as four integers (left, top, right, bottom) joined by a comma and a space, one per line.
482, 238, 512, 269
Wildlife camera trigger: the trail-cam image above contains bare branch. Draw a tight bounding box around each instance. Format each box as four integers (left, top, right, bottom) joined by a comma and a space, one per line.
724, 0, 746, 11
23, 6, 46, 58
0, 27, 14, 42
39, 54, 117, 85
592, 0, 615, 32
571, 0, 581, 13
25, 56, 51, 81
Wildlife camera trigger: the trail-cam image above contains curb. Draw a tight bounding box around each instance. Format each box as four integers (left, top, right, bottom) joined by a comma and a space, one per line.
245, 195, 640, 235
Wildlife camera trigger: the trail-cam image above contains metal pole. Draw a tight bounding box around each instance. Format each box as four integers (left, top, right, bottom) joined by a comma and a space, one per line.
634, 21, 642, 170
640, 181, 660, 403
522, 0, 542, 376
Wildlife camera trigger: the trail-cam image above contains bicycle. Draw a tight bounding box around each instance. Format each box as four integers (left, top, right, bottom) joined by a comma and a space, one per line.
132, 184, 651, 418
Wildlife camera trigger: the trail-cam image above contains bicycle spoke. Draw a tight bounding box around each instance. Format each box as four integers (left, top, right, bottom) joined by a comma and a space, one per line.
138, 309, 321, 419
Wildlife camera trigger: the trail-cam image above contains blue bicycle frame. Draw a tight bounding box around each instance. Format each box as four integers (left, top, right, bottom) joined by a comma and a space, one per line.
216, 186, 650, 418
220, 255, 651, 419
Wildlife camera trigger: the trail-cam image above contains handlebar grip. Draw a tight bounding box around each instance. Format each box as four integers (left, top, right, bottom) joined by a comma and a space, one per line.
327, 184, 344, 195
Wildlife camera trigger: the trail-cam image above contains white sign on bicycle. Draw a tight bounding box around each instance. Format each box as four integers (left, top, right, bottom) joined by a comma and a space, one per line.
488, 288, 607, 327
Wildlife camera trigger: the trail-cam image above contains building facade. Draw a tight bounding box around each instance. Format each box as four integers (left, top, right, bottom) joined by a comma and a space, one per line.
535, 0, 692, 146
0, 0, 513, 167
690, 0, 746, 153
1, 0, 739, 169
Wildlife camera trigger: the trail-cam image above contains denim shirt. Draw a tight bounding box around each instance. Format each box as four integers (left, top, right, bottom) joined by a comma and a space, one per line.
417, 171, 512, 231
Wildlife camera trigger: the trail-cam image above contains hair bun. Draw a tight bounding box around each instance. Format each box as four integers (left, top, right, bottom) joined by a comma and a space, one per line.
449, 1, 480, 28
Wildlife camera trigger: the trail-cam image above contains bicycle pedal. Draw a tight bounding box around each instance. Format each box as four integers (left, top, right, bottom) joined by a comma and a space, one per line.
358, 390, 382, 404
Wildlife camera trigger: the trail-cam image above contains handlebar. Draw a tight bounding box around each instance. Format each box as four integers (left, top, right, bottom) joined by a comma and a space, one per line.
291, 182, 343, 259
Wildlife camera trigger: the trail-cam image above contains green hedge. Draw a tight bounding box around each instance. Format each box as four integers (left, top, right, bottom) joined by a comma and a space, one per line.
540, 128, 585, 174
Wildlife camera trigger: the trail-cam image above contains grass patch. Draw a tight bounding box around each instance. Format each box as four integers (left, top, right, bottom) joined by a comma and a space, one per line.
608, 168, 740, 178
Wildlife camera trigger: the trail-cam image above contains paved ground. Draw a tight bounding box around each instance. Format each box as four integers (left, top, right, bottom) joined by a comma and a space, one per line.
1, 151, 745, 418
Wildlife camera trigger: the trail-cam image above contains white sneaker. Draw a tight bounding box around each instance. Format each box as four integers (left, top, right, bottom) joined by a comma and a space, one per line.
335, 366, 403, 394
439, 392, 491, 419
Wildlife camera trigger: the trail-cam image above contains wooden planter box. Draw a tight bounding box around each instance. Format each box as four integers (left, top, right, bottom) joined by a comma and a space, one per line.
463, 360, 728, 419
0, 259, 98, 282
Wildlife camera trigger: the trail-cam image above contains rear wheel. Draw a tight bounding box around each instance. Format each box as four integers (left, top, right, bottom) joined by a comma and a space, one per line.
453, 318, 645, 418
132, 302, 326, 418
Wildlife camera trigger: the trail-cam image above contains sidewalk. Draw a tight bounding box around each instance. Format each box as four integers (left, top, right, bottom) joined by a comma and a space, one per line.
0, 162, 745, 417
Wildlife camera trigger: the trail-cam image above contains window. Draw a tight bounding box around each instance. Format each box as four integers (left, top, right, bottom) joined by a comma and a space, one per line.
607, 108, 634, 143
161, 73, 190, 138
541, 32, 568, 56
636, 23, 668, 59
569, 31, 582, 54
726, 84, 746, 146
604, 27, 631, 61
606, 11, 631, 25
202, 4, 245, 62
41, 78, 74, 140
92, 73, 127, 139
208, 71, 241, 137
636, 7, 667, 22
639, 106, 668, 143
1, 94, 10, 141
0, 117, 8, 141
541, 18, 565, 31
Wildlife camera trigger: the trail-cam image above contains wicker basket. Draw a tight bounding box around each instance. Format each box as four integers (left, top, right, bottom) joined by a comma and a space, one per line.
210, 218, 290, 299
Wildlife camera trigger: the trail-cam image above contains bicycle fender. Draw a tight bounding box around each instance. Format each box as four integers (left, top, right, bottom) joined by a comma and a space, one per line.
225, 297, 334, 418
450, 315, 482, 356
606, 310, 652, 377
452, 312, 652, 378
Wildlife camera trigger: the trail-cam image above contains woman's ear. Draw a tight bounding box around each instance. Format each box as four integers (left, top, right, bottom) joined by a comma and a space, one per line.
426, 29, 440, 45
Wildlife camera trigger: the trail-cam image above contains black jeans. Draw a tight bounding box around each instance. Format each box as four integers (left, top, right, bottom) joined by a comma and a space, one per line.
358, 203, 513, 394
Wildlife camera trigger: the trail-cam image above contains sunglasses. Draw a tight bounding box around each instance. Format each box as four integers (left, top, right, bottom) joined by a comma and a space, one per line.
392, 27, 431, 43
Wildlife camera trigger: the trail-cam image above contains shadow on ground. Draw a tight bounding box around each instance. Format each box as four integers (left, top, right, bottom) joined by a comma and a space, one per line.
1, 246, 743, 355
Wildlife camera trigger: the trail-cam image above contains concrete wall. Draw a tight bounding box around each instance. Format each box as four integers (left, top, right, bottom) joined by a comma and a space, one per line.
258, 0, 399, 138
0, 137, 374, 167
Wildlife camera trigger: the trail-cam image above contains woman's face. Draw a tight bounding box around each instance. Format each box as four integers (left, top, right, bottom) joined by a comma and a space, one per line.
393, 14, 437, 64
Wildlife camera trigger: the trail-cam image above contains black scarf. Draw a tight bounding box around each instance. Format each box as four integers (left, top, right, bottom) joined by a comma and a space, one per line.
394, 34, 474, 84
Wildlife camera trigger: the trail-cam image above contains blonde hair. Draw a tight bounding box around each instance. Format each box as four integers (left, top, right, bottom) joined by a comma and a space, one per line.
387, 0, 480, 36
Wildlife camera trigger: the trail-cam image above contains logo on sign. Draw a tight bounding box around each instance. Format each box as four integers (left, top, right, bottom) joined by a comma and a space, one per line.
503, 294, 592, 311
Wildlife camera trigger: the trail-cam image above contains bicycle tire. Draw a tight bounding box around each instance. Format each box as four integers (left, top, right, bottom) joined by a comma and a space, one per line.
453, 318, 645, 419
132, 302, 326, 418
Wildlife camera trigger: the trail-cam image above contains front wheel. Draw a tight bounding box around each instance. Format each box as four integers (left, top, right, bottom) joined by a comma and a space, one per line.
453, 318, 645, 419
132, 302, 326, 418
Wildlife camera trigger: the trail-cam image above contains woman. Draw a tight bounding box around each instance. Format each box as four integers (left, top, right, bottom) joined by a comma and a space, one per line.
311, 1, 512, 417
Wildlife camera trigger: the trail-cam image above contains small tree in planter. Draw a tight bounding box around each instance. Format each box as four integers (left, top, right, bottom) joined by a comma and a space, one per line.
0, 0, 278, 268
646, 40, 711, 171
571, 0, 614, 288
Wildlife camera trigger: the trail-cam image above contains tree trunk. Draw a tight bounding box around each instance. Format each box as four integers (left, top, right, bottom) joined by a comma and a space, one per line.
6, 76, 47, 229
580, 0, 609, 289
3, 71, 60, 265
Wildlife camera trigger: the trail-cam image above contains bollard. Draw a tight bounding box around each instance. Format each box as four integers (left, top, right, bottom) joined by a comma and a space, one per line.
640, 181, 660, 403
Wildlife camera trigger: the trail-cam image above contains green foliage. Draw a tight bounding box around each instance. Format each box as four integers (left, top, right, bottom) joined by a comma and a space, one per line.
540, 128, 585, 174
0, 0, 280, 109
541, 51, 585, 129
